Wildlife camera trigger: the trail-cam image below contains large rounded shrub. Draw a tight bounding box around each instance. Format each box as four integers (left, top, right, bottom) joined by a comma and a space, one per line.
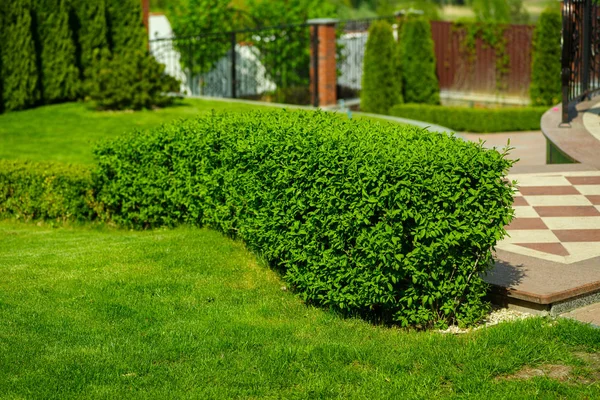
94, 110, 515, 327
399, 17, 440, 105
361, 20, 402, 114
530, 8, 562, 107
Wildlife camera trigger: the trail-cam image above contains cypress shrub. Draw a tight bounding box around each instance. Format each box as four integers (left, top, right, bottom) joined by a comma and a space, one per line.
399, 17, 439, 105
86, 49, 179, 110
34, 0, 80, 103
106, 0, 147, 53
72, 0, 109, 83
0, 1, 5, 113
361, 20, 402, 114
95, 110, 515, 328
1, 0, 40, 111
530, 8, 562, 107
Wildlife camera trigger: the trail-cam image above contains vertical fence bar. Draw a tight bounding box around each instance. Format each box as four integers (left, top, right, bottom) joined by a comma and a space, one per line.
562, 0, 571, 123
312, 24, 320, 107
582, 0, 592, 96
231, 32, 237, 98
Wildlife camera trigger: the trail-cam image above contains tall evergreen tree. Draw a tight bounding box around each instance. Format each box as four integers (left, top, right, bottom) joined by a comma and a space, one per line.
34, 0, 80, 103
530, 8, 562, 107
72, 0, 109, 81
0, 1, 5, 113
361, 20, 402, 114
107, 0, 147, 53
1, 0, 40, 111
399, 17, 439, 105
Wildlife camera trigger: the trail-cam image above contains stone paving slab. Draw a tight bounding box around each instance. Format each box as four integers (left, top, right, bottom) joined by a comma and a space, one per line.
561, 302, 600, 327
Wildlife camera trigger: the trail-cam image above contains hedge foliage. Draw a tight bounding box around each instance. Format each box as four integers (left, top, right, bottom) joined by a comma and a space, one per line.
361, 20, 402, 114
399, 17, 439, 105
94, 110, 515, 327
390, 104, 547, 133
87, 49, 179, 111
0, 0, 166, 112
530, 8, 562, 107
0, 160, 97, 222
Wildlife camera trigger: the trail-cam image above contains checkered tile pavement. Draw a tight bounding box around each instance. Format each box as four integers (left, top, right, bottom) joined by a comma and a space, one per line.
497, 171, 600, 264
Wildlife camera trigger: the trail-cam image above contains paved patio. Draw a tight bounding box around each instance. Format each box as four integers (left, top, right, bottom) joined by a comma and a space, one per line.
459, 103, 600, 324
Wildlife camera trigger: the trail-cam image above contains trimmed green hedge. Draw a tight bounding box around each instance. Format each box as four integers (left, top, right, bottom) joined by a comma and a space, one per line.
389, 104, 546, 133
361, 20, 402, 114
0, 160, 97, 222
94, 110, 515, 327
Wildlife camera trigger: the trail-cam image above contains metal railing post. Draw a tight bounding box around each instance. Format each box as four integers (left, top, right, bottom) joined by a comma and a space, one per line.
231, 32, 237, 99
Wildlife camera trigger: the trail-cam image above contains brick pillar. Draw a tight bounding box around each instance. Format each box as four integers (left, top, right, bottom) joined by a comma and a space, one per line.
308, 19, 338, 107
141, 0, 150, 33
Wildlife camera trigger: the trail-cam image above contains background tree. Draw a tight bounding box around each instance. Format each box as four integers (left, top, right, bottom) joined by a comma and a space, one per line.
1, 0, 40, 111
468, 0, 529, 24
399, 17, 439, 104
361, 20, 402, 114
34, 0, 80, 103
107, 0, 147, 53
530, 8, 562, 106
73, 0, 109, 84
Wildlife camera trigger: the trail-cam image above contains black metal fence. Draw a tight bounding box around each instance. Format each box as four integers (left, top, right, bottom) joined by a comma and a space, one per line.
150, 24, 312, 105
562, 0, 600, 122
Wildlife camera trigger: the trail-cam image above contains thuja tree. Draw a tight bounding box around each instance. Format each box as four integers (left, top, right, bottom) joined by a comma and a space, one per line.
34, 0, 80, 103
72, 0, 109, 81
106, 0, 147, 53
530, 8, 562, 107
399, 17, 439, 105
1, 0, 40, 111
361, 20, 402, 114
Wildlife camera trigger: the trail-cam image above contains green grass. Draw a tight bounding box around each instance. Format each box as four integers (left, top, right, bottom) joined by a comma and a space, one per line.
1, 220, 599, 399
0, 99, 270, 165
0, 99, 402, 166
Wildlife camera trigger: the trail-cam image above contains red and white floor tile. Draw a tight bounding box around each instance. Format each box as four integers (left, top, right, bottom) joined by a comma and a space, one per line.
497, 170, 600, 264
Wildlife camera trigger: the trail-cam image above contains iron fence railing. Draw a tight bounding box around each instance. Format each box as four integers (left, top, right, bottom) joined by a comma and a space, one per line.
562, 0, 600, 122
150, 23, 312, 105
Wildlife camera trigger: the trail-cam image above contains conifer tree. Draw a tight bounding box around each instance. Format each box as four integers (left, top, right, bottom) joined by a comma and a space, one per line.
530, 8, 562, 106
361, 20, 402, 114
73, 0, 109, 81
107, 0, 147, 53
399, 17, 439, 105
34, 0, 80, 103
1, 0, 40, 111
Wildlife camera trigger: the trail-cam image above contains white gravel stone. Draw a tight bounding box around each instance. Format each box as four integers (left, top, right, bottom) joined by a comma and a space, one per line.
438, 307, 535, 334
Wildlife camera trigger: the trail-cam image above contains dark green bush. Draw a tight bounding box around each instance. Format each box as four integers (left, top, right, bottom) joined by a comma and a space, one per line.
530, 8, 562, 107
361, 20, 402, 114
87, 49, 180, 110
94, 110, 515, 327
72, 0, 109, 84
399, 17, 439, 105
1, 0, 40, 111
390, 104, 547, 133
106, 0, 147, 53
35, 0, 80, 103
0, 160, 97, 222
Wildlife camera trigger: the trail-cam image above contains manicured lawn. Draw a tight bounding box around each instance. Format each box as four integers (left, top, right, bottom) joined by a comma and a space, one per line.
0, 221, 599, 399
0, 99, 271, 165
